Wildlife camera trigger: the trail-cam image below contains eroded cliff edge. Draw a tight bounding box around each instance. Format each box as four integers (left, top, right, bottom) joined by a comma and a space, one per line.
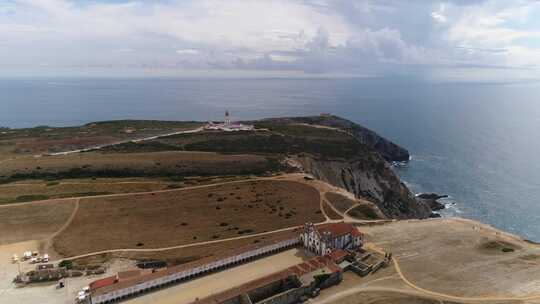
261, 115, 430, 219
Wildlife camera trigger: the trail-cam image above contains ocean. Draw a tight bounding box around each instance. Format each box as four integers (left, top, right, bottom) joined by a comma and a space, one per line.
2, 77, 539, 242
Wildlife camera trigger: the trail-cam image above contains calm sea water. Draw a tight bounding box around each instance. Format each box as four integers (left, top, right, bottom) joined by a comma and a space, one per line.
2, 77, 540, 241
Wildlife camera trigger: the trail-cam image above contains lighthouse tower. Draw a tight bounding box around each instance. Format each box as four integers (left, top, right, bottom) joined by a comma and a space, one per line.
224, 110, 231, 126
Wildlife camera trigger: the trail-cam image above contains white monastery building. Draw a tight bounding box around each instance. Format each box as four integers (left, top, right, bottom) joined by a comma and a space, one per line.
300, 222, 363, 255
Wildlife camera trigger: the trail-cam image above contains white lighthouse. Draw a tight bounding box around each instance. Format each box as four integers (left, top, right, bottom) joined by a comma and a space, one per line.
204, 110, 253, 131
225, 110, 231, 126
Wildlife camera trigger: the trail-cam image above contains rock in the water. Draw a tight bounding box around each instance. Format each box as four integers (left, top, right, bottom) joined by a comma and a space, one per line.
417, 193, 448, 200
417, 193, 447, 211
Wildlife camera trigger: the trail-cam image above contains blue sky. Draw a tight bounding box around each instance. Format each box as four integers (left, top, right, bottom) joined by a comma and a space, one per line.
1, 0, 540, 81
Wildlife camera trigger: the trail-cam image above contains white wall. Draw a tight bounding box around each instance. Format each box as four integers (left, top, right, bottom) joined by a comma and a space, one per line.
92, 237, 299, 304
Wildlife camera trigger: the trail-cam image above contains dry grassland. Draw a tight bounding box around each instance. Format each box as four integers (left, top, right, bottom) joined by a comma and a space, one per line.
323, 201, 343, 220
72, 229, 301, 266
325, 192, 356, 213
54, 180, 323, 256
0, 151, 277, 181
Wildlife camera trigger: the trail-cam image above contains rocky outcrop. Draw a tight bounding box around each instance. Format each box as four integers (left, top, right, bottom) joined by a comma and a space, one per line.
261, 115, 410, 162
293, 154, 432, 219
417, 193, 448, 211
259, 114, 432, 219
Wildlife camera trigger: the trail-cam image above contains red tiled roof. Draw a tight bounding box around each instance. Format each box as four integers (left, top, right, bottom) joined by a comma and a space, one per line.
196, 255, 341, 304
317, 222, 361, 239
351, 229, 362, 238
328, 249, 348, 263
90, 276, 117, 291
117, 270, 142, 280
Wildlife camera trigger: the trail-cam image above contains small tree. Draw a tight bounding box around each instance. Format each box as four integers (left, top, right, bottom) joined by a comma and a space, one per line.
58, 260, 73, 269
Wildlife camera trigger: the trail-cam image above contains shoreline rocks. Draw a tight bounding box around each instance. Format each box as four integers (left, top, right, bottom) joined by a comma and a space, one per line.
416, 193, 448, 212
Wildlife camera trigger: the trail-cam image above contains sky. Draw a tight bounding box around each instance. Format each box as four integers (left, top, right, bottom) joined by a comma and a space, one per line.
1, 0, 540, 81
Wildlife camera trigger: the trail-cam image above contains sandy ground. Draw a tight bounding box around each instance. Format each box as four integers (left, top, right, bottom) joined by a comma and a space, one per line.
124, 248, 309, 304
0, 199, 76, 245
0, 244, 307, 304
359, 218, 540, 298
0, 240, 136, 304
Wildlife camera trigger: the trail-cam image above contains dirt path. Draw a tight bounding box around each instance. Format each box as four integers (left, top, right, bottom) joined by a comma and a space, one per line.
313, 286, 462, 304
51, 224, 306, 263
0, 177, 271, 209
36, 198, 80, 258
51, 199, 80, 239
362, 242, 540, 303
0, 175, 286, 209
392, 256, 540, 302
48, 127, 204, 156
5, 173, 387, 263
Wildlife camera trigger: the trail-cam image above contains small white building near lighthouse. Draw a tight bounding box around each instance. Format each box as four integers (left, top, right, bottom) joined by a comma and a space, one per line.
205, 110, 254, 131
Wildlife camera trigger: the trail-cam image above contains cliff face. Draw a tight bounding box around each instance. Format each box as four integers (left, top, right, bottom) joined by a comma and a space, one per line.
260, 115, 430, 218
293, 154, 431, 219
263, 115, 410, 162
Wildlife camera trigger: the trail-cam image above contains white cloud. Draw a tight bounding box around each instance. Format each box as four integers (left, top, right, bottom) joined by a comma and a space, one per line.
176, 49, 199, 55
432, 4, 448, 23
0, 0, 540, 81
431, 12, 447, 23
269, 54, 298, 62
440, 1, 540, 68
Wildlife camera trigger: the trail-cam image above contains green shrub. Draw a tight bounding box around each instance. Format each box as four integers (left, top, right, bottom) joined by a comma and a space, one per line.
58, 260, 73, 269
15, 195, 50, 202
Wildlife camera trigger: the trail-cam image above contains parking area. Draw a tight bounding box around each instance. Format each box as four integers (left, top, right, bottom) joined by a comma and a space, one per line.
0, 240, 134, 304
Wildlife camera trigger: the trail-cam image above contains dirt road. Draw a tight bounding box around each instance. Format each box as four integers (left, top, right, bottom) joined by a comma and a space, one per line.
48, 127, 204, 156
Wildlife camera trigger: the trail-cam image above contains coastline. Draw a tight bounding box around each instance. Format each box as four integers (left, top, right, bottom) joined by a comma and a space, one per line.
394, 160, 539, 243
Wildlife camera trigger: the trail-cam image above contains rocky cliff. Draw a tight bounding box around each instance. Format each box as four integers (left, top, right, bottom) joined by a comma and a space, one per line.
293, 154, 431, 219
262, 115, 430, 219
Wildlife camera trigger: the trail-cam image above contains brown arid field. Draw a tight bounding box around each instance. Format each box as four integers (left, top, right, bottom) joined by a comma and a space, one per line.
325, 191, 385, 220
71, 229, 302, 267
325, 192, 357, 213
53, 179, 323, 257
0, 199, 76, 245
0, 176, 253, 204
322, 201, 343, 220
